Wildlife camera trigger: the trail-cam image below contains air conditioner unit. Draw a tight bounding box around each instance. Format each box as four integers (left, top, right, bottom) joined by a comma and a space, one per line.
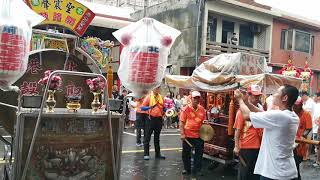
250, 24, 262, 33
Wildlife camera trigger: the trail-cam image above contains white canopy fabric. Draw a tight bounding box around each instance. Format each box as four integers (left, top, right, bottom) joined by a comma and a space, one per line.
166, 73, 302, 94
166, 53, 302, 94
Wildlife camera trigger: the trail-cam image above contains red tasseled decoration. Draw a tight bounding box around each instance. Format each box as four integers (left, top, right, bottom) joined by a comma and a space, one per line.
120, 34, 132, 46
161, 36, 172, 47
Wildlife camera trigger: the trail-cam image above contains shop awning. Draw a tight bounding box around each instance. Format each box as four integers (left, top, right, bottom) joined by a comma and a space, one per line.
78, 0, 134, 29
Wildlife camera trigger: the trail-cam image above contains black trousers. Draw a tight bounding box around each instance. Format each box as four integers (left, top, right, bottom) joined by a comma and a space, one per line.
260, 177, 274, 180
144, 116, 163, 156
293, 150, 303, 180
182, 138, 204, 173
135, 113, 147, 144
238, 149, 260, 180
165, 116, 172, 128
260, 176, 296, 180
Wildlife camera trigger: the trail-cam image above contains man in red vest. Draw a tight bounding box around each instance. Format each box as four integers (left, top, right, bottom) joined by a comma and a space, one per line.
180, 91, 206, 176
234, 85, 263, 180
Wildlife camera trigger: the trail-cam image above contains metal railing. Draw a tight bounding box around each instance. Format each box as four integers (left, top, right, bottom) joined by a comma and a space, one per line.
206, 41, 270, 61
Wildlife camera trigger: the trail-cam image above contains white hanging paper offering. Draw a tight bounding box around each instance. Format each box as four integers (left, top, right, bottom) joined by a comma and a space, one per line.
113, 18, 181, 97
0, 0, 44, 91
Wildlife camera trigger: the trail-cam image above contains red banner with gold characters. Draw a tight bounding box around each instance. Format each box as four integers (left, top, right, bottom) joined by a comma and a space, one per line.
24, 0, 95, 36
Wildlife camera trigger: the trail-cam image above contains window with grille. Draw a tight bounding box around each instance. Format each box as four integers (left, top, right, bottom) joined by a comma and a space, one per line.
280, 29, 314, 54
239, 24, 254, 48
207, 15, 217, 42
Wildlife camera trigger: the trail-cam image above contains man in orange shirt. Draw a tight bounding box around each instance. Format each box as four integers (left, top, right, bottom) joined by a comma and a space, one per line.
293, 97, 312, 180
135, 96, 148, 147
180, 91, 206, 176
233, 85, 263, 180
141, 86, 166, 160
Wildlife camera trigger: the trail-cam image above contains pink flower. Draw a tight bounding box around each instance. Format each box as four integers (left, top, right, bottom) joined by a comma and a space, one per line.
52, 76, 61, 81
86, 79, 92, 85
38, 70, 62, 90
38, 76, 48, 85
44, 70, 52, 77
86, 77, 105, 93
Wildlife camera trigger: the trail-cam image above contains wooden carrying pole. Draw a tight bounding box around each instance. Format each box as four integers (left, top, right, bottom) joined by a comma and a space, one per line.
228, 93, 235, 136
296, 138, 320, 145
107, 65, 113, 98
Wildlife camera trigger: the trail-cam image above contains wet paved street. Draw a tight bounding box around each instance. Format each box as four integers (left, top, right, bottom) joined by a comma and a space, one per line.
0, 127, 318, 179
121, 128, 236, 180
120, 128, 320, 180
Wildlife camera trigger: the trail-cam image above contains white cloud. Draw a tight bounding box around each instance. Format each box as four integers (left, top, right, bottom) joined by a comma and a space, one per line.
255, 0, 320, 21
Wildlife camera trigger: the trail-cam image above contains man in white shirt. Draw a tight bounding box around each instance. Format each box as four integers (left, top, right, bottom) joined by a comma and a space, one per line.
301, 91, 316, 128
301, 91, 316, 160
234, 85, 299, 180
313, 92, 320, 167
266, 95, 279, 110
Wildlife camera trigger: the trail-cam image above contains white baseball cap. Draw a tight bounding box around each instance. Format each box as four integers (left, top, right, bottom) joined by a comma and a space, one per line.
247, 84, 262, 96
295, 96, 303, 105
191, 91, 201, 97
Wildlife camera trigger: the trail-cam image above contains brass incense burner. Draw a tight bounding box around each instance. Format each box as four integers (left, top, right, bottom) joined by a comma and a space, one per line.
66, 96, 81, 112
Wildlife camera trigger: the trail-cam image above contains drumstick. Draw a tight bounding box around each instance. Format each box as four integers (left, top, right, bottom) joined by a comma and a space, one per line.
239, 155, 247, 167
184, 139, 193, 148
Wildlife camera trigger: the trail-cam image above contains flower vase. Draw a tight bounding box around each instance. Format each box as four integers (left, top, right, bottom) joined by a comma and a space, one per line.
91, 92, 101, 113
46, 90, 56, 113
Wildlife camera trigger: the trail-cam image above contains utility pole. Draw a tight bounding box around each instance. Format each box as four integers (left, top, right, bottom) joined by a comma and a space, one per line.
143, 0, 149, 17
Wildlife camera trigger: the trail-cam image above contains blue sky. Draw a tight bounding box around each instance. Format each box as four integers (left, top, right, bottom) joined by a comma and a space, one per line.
256, 0, 320, 21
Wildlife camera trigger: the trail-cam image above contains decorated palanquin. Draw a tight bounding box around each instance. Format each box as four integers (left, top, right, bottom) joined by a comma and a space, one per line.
1, 32, 123, 179
0, 34, 123, 179
204, 92, 235, 162
166, 52, 302, 165
0, 1, 126, 179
